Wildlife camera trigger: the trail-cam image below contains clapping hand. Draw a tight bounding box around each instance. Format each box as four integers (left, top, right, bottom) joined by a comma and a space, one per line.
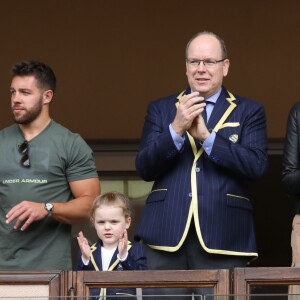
118, 229, 128, 260
77, 231, 91, 262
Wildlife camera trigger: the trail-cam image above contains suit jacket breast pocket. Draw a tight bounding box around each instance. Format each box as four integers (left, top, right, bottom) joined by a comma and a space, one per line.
226, 193, 253, 211
218, 122, 241, 143
146, 189, 167, 204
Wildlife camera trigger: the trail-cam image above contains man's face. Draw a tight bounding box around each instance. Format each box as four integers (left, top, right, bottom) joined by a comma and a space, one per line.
10, 76, 44, 124
186, 34, 230, 98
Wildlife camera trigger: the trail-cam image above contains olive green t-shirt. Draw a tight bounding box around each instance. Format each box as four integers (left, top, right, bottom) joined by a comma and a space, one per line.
0, 120, 98, 270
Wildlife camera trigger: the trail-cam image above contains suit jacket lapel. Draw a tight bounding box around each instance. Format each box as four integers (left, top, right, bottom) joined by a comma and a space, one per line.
90, 240, 103, 271
108, 241, 133, 271
207, 88, 237, 131
90, 240, 134, 271
108, 249, 119, 270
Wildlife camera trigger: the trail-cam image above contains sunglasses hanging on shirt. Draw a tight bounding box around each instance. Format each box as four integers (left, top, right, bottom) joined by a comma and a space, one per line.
18, 140, 30, 168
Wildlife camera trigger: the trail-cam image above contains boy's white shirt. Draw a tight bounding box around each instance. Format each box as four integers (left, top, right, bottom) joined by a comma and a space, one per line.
101, 247, 116, 270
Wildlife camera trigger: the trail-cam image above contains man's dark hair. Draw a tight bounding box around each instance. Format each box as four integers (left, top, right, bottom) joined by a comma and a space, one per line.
11, 60, 56, 93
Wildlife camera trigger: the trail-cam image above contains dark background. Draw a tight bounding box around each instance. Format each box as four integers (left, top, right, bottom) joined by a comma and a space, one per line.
0, 1, 297, 268
0, 0, 299, 139
250, 155, 294, 267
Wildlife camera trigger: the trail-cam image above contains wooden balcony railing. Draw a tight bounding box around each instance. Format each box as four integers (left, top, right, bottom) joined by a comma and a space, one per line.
0, 268, 300, 298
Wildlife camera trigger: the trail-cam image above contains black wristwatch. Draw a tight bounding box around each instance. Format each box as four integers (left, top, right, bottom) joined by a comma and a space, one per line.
44, 203, 54, 216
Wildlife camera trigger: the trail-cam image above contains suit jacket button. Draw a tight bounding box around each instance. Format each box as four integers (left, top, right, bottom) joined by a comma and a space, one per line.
189, 192, 192, 197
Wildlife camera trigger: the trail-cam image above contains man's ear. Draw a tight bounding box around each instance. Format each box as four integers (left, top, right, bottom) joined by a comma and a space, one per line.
223, 59, 230, 77
43, 90, 53, 104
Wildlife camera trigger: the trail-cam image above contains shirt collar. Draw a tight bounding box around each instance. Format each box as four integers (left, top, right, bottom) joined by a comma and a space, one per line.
189, 87, 222, 104
205, 88, 222, 104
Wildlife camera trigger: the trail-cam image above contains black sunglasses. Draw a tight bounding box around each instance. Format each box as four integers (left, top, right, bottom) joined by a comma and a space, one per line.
18, 140, 30, 168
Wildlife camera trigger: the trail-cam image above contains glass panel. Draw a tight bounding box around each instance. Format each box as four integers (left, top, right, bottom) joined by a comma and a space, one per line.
127, 179, 153, 198
0, 297, 200, 300
101, 179, 125, 193
100, 178, 153, 199
205, 296, 291, 300
88, 287, 202, 299
0, 296, 296, 299
0, 284, 48, 297
250, 284, 289, 295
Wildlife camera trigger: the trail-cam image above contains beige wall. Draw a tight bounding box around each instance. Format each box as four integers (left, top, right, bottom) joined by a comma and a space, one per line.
0, 0, 298, 139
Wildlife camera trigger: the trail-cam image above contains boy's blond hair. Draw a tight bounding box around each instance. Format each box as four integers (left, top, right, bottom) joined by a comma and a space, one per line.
90, 192, 131, 222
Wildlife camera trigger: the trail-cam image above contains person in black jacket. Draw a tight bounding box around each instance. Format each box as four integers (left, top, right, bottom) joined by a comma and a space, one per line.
282, 103, 300, 296
77, 192, 147, 299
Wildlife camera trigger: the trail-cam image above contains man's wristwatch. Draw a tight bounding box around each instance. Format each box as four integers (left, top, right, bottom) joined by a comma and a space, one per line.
44, 203, 54, 216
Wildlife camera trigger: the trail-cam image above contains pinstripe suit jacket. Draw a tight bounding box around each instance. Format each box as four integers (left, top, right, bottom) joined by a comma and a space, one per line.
135, 87, 268, 257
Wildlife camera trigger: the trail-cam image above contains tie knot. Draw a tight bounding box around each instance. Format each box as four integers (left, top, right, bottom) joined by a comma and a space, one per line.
205, 100, 214, 105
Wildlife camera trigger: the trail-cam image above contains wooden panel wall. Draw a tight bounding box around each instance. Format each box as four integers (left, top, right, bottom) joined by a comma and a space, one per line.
0, 0, 299, 139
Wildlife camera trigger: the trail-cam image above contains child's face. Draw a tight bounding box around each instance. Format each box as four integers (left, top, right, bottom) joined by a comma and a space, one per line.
94, 204, 131, 249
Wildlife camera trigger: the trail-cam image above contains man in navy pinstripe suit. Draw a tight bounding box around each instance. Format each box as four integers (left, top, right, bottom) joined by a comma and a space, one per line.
135, 31, 268, 297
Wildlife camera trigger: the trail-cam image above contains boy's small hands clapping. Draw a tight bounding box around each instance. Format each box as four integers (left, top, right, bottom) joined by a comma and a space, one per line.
118, 229, 128, 260
77, 231, 91, 262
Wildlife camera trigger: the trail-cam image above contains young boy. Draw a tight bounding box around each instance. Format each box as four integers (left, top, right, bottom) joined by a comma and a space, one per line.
77, 192, 147, 299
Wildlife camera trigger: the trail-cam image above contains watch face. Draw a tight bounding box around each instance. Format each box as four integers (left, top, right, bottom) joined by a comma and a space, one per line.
46, 203, 53, 212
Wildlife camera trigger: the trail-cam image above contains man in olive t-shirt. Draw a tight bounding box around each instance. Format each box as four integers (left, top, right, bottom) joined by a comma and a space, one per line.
0, 61, 99, 270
